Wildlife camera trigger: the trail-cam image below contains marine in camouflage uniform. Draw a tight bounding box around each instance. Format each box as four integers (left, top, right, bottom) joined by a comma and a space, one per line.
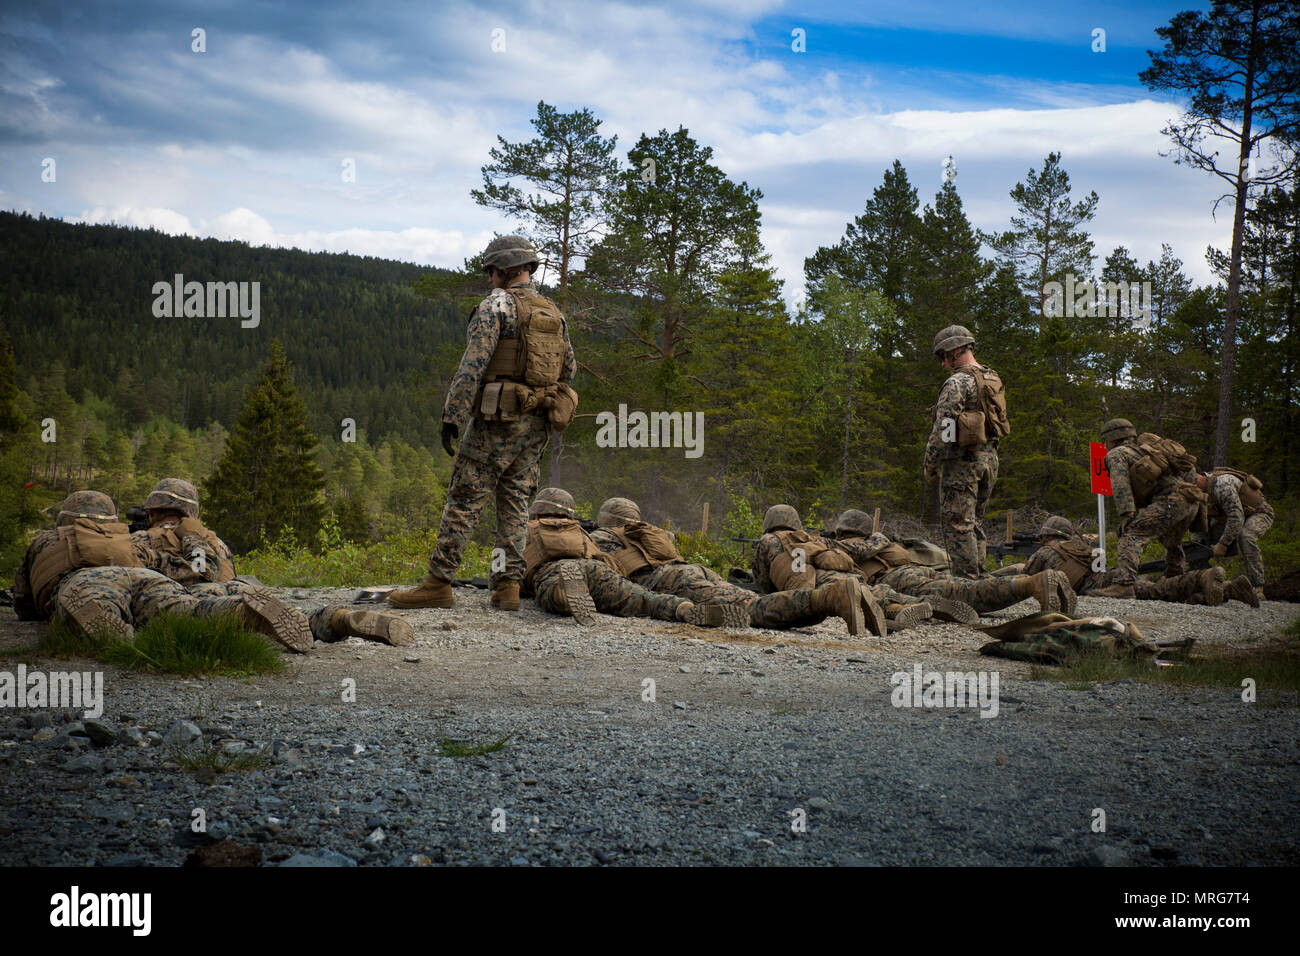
590, 497, 865, 634
13, 491, 313, 652
135, 478, 414, 646
923, 325, 1002, 579
521, 489, 720, 627
390, 236, 576, 612
751, 505, 927, 636
1196, 470, 1274, 590
1095, 419, 1201, 597
1024, 515, 1236, 606
130, 478, 233, 584
831, 509, 1075, 616
975, 613, 1185, 667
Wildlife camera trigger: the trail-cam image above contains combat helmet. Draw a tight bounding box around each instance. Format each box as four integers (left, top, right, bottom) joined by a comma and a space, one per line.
482, 235, 540, 274
597, 497, 640, 529
1100, 418, 1137, 444
932, 324, 975, 356
1040, 516, 1075, 540
762, 504, 803, 534
529, 487, 576, 519
56, 490, 117, 527
833, 509, 873, 538
143, 477, 201, 519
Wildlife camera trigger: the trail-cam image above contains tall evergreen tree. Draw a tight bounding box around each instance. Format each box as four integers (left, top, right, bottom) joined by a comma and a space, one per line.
471, 101, 619, 307
1141, 0, 1300, 465
983, 152, 1099, 318
206, 341, 326, 553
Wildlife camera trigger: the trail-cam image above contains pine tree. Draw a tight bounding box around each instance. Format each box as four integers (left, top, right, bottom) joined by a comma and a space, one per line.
206, 342, 326, 552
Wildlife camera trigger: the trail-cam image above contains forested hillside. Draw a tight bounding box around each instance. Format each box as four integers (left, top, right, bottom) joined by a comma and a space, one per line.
0, 211, 463, 446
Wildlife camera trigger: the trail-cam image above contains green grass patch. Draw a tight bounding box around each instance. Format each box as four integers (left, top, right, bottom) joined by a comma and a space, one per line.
1031, 628, 1300, 694
170, 742, 268, 774
239, 527, 494, 587
35, 613, 284, 677
436, 735, 511, 757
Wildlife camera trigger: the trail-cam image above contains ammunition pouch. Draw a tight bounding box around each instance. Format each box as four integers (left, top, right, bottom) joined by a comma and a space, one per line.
956, 409, 988, 446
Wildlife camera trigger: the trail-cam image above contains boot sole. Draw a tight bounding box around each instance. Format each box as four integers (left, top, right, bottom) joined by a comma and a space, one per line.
889, 602, 934, 628
927, 598, 978, 625
1051, 571, 1077, 616
345, 611, 415, 646
686, 603, 749, 629
242, 588, 314, 653
64, 595, 134, 642
1227, 577, 1259, 608
859, 583, 887, 638
560, 564, 598, 626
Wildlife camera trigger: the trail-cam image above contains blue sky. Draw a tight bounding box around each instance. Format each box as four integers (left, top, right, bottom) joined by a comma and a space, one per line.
0, 0, 1234, 299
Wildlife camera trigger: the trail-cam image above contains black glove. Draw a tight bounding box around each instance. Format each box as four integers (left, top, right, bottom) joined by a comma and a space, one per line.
441, 421, 459, 457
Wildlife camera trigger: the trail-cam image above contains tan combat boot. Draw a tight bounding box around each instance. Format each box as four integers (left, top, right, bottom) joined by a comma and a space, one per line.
387, 574, 454, 609
558, 563, 598, 626
491, 581, 521, 611
1197, 568, 1226, 607
1091, 581, 1137, 599
329, 608, 415, 646
884, 602, 934, 631
61, 594, 134, 642
239, 587, 314, 653
1015, 571, 1075, 613
927, 597, 979, 624
1224, 575, 1260, 608
810, 577, 865, 636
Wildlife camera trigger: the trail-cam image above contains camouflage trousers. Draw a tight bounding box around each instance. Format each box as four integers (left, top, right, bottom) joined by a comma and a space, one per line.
635, 563, 826, 630
53, 566, 250, 636
1073, 569, 1207, 603
813, 569, 923, 611
533, 559, 685, 621
429, 414, 549, 588
1203, 501, 1274, 586
876, 565, 1021, 613
1114, 490, 1199, 585
939, 450, 998, 578
189, 577, 338, 643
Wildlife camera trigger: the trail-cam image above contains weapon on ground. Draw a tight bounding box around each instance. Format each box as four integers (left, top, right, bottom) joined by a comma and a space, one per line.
725, 568, 762, 593
1137, 540, 1223, 575
126, 506, 150, 534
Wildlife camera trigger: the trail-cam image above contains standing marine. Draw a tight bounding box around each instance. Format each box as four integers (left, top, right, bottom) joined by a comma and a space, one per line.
389, 236, 578, 613
923, 325, 1008, 578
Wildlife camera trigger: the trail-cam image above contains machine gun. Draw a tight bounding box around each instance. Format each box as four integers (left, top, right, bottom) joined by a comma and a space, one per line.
990, 531, 1043, 561
1137, 540, 1223, 575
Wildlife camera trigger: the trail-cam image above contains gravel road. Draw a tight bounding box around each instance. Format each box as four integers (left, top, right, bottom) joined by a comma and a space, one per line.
1, 587, 1297, 867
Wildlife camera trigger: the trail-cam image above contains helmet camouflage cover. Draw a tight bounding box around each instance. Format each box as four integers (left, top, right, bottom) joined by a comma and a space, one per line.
762, 504, 804, 534
143, 477, 201, 519
932, 324, 976, 356
529, 487, 576, 519
482, 235, 540, 274
57, 490, 118, 527
1100, 418, 1136, 443
833, 509, 873, 538
1040, 516, 1075, 540
597, 497, 641, 529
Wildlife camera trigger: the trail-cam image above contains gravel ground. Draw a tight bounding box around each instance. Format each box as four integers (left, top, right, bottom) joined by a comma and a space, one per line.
1, 587, 1297, 867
